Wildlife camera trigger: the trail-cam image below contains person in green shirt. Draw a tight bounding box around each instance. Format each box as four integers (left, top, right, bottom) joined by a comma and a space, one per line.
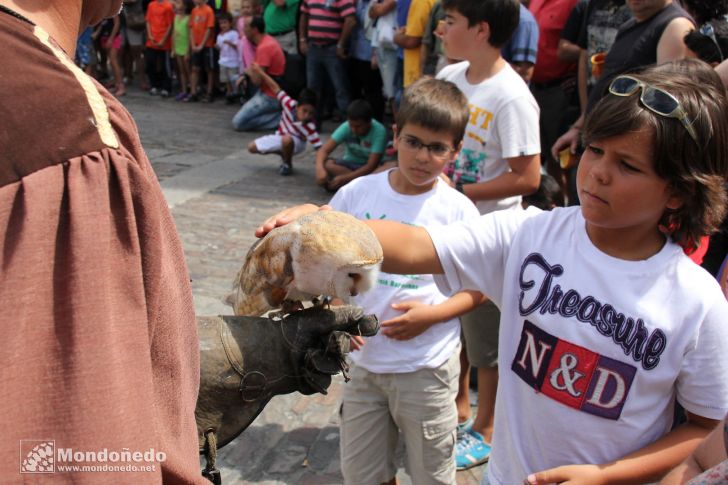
315, 99, 388, 192
262, 0, 299, 54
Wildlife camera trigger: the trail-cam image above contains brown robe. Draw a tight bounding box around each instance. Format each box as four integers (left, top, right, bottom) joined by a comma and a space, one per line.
0, 10, 204, 483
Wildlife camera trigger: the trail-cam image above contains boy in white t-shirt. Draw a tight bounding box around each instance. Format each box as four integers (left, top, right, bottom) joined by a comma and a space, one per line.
330, 77, 482, 485
255, 66, 728, 485
435, 0, 542, 469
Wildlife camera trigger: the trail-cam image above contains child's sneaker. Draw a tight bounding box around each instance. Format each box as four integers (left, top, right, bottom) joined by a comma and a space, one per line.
160, 89, 170, 98
455, 429, 490, 470
175, 92, 188, 101
149, 87, 159, 96
278, 163, 292, 176
456, 416, 474, 441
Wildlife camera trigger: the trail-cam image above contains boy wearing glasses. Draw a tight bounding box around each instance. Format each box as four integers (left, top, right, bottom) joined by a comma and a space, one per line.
331, 78, 483, 485
435, 0, 541, 469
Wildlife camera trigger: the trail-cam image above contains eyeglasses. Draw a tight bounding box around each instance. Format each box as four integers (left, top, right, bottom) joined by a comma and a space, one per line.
700, 22, 724, 62
398, 135, 455, 159
608, 75, 698, 145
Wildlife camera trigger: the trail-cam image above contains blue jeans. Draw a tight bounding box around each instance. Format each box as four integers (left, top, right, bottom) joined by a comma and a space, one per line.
306, 43, 350, 115
231, 90, 281, 132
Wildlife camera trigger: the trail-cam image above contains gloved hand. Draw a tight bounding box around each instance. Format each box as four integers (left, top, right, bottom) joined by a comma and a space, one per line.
195, 305, 379, 450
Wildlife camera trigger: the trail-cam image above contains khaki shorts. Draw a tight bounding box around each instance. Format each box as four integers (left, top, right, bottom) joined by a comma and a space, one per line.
460, 300, 500, 368
340, 349, 459, 485
219, 66, 239, 84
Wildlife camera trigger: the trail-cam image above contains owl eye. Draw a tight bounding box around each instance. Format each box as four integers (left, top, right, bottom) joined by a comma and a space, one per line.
348, 273, 362, 283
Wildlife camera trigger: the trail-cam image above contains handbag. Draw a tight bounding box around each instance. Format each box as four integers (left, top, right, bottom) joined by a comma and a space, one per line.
369, 0, 397, 50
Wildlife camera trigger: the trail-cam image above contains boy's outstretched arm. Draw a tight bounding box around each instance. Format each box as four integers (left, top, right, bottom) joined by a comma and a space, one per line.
255, 204, 444, 275
381, 290, 485, 341
526, 412, 720, 485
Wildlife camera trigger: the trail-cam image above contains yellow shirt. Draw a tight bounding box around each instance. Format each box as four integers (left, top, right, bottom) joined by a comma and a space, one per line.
403, 0, 435, 86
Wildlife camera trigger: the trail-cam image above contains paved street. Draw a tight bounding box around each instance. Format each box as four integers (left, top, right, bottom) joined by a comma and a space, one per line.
123, 87, 486, 485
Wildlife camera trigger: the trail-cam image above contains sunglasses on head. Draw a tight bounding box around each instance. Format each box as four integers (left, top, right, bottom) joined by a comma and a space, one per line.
608, 75, 698, 145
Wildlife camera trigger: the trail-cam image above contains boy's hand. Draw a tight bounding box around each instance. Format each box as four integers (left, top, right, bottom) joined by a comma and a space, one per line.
255, 204, 332, 237
349, 334, 366, 351
315, 166, 329, 187
327, 174, 347, 191
551, 126, 581, 161
525, 464, 608, 485
380, 301, 439, 340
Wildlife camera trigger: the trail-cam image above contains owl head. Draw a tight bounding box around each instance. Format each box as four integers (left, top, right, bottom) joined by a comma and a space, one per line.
290, 211, 383, 301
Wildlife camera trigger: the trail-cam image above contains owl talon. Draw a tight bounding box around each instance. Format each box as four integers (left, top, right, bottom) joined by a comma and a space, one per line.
311, 296, 333, 310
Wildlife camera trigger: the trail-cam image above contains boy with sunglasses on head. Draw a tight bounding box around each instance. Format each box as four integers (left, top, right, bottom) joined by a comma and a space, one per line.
330, 77, 483, 485
257, 64, 728, 485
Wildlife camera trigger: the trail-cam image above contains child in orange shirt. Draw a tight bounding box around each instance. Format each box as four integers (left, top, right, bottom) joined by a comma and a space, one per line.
145, 0, 175, 97
188, 0, 216, 102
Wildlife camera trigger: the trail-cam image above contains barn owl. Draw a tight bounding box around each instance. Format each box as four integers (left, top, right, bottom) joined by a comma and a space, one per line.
230, 210, 383, 316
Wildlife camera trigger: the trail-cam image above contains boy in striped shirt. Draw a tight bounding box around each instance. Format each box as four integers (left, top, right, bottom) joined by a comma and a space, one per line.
247, 63, 322, 176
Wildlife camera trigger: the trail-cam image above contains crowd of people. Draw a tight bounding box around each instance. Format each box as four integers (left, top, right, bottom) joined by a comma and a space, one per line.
4, 0, 728, 483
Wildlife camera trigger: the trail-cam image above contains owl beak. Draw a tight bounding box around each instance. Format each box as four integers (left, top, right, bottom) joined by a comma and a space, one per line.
348, 273, 362, 297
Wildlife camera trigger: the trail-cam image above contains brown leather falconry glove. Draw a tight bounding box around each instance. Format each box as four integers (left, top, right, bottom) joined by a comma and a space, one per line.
195, 306, 379, 451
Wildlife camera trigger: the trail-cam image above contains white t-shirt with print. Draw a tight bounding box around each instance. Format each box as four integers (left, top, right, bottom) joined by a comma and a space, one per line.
437, 61, 541, 215
428, 206, 728, 485
329, 169, 480, 373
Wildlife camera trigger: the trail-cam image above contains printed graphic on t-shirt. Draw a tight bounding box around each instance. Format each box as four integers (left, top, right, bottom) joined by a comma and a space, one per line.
445, 102, 493, 184
510, 252, 672, 420
511, 319, 637, 420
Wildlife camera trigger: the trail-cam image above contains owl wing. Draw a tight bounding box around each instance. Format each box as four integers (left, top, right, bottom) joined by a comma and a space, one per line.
231, 226, 298, 316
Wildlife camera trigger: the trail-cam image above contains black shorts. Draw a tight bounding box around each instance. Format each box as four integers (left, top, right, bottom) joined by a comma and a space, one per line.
191, 47, 215, 71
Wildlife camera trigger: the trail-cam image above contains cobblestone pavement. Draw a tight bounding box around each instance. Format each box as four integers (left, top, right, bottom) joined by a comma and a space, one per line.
123, 88, 486, 485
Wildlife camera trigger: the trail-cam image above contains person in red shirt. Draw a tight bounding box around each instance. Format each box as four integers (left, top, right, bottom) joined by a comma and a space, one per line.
231, 16, 287, 131
188, 0, 216, 102
145, 0, 175, 96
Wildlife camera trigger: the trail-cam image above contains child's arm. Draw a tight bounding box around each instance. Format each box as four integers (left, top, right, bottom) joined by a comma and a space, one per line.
255, 205, 443, 275
161, 12, 174, 47
189, 22, 198, 51
110, 15, 121, 40
248, 63, 281, 93
459, 154, 541, 202
380, 290, 484, 341
315, 139, 338, 186
527, 412, 720, 485
199, 26, 213, 51
660, 415, 727, 484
